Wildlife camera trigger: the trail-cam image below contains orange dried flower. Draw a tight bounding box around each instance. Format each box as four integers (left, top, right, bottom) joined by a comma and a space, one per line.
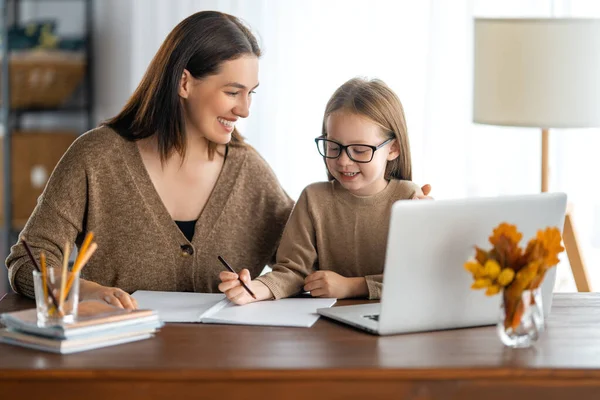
496, 268, 515, 287
474, 246, 489, 265
537, 227, 564, 268
489, 223, 523, 247
483, 260, 501, 279
486, 284, 501, 296
471, 278, 493, 289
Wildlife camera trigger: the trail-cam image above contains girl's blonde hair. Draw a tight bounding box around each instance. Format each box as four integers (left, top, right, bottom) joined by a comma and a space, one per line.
321, 77, 412, 181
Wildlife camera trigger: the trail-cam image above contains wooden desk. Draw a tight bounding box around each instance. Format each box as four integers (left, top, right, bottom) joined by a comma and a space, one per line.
1, 293, 600, 400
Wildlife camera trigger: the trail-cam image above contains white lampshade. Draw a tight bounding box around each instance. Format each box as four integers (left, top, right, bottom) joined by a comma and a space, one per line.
473, 18, 600, 128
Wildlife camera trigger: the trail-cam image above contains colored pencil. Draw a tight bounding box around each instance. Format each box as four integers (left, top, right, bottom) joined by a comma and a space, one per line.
64, 242, 97, 298
58, 242, 70, 315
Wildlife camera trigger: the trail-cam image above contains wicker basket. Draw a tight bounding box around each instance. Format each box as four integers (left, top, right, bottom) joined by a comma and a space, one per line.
1, 51, 85, 108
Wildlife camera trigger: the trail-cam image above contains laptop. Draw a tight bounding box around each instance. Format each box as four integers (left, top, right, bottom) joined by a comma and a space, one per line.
317, 193, 567, 335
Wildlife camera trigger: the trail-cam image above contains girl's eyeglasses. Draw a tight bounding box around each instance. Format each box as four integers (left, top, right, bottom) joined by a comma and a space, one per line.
314, 137, 394, 163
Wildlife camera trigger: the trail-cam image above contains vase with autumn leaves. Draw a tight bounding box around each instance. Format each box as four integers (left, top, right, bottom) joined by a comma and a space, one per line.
464, 223, 564, 348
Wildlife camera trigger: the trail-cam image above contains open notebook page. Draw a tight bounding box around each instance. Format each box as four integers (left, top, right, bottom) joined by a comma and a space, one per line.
200, 297, 337, 328
132, 291, 225, 323
132, 290, 336, 327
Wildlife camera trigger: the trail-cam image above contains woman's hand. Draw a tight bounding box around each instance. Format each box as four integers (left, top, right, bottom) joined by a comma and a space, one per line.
218, 269, 273, 305
304, 271, 367, 299
413, 183, 434, 200
79, 279, 138, 310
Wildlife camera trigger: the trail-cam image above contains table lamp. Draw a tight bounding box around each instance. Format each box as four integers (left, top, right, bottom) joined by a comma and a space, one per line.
473, 18, 600, 291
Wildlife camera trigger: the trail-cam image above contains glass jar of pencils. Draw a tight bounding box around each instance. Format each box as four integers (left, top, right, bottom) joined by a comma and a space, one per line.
33, 266, 80, 326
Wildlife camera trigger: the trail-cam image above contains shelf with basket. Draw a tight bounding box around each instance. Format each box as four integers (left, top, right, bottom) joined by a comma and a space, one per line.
0, 0, 93, 293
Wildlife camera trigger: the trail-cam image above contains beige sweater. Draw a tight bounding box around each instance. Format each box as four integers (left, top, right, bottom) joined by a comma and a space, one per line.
6, 126, 294, 298
256, 179, 420, 300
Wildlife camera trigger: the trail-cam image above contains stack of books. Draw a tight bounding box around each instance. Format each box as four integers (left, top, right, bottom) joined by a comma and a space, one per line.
0, 300, 162, 354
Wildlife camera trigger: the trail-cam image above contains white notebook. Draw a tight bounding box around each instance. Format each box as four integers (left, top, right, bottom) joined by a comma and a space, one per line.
0, 328, 155, 354
132, 290, 336, 327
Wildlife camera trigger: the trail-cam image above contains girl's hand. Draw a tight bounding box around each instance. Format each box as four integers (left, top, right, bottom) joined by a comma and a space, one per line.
304, 271, 368, 299
413, 183, 434, 200
218, 269, 273, 305
79, 279, 138, 310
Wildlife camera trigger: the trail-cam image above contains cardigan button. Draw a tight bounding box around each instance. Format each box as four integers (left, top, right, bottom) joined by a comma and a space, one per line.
180, 244, 194, 256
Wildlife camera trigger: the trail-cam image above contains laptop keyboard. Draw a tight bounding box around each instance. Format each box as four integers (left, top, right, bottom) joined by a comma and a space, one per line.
363, 314, 380, 322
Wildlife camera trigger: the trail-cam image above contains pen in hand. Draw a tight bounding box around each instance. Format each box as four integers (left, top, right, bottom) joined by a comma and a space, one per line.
217, 255, 257, 299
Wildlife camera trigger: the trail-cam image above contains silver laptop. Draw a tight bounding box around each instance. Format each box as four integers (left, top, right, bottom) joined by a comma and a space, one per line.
317, 193, 567, 335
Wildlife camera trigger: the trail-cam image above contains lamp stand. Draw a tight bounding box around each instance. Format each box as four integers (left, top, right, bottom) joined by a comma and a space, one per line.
541, 128, 591, 291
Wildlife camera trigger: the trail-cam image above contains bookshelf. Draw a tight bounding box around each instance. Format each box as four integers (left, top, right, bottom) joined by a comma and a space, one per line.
0, 0, 94, 293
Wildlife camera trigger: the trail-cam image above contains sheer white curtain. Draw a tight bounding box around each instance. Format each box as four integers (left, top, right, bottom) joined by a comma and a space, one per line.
95, 0, 600, 291
120, 0, 432, 197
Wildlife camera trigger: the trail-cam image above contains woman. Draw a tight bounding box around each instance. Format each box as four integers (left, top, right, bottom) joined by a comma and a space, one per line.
6, 11, 293, 309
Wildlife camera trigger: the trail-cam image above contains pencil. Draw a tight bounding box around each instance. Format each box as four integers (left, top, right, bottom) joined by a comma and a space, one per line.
58, 242, 70, 315
40, 252, 49, 309
72, 232, 94, 275
64, 242, 97, 298
22, 239, 60, 310
217, 255, 257, 299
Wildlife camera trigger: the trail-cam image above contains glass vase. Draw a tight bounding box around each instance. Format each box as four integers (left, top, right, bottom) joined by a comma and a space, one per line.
497, 288, 544, 348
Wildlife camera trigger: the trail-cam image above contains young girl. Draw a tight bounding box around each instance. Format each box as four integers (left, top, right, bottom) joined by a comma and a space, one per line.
219, 77, 423, 303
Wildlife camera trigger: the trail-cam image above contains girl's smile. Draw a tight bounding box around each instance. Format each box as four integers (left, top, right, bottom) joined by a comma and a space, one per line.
338, 171, 360, 180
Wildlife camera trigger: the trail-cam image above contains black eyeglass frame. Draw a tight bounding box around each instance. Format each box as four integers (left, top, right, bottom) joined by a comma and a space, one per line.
314, 136, 395, 163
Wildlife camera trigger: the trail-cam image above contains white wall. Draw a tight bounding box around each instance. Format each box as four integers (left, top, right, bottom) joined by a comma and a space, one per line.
93, 0, 134, 124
